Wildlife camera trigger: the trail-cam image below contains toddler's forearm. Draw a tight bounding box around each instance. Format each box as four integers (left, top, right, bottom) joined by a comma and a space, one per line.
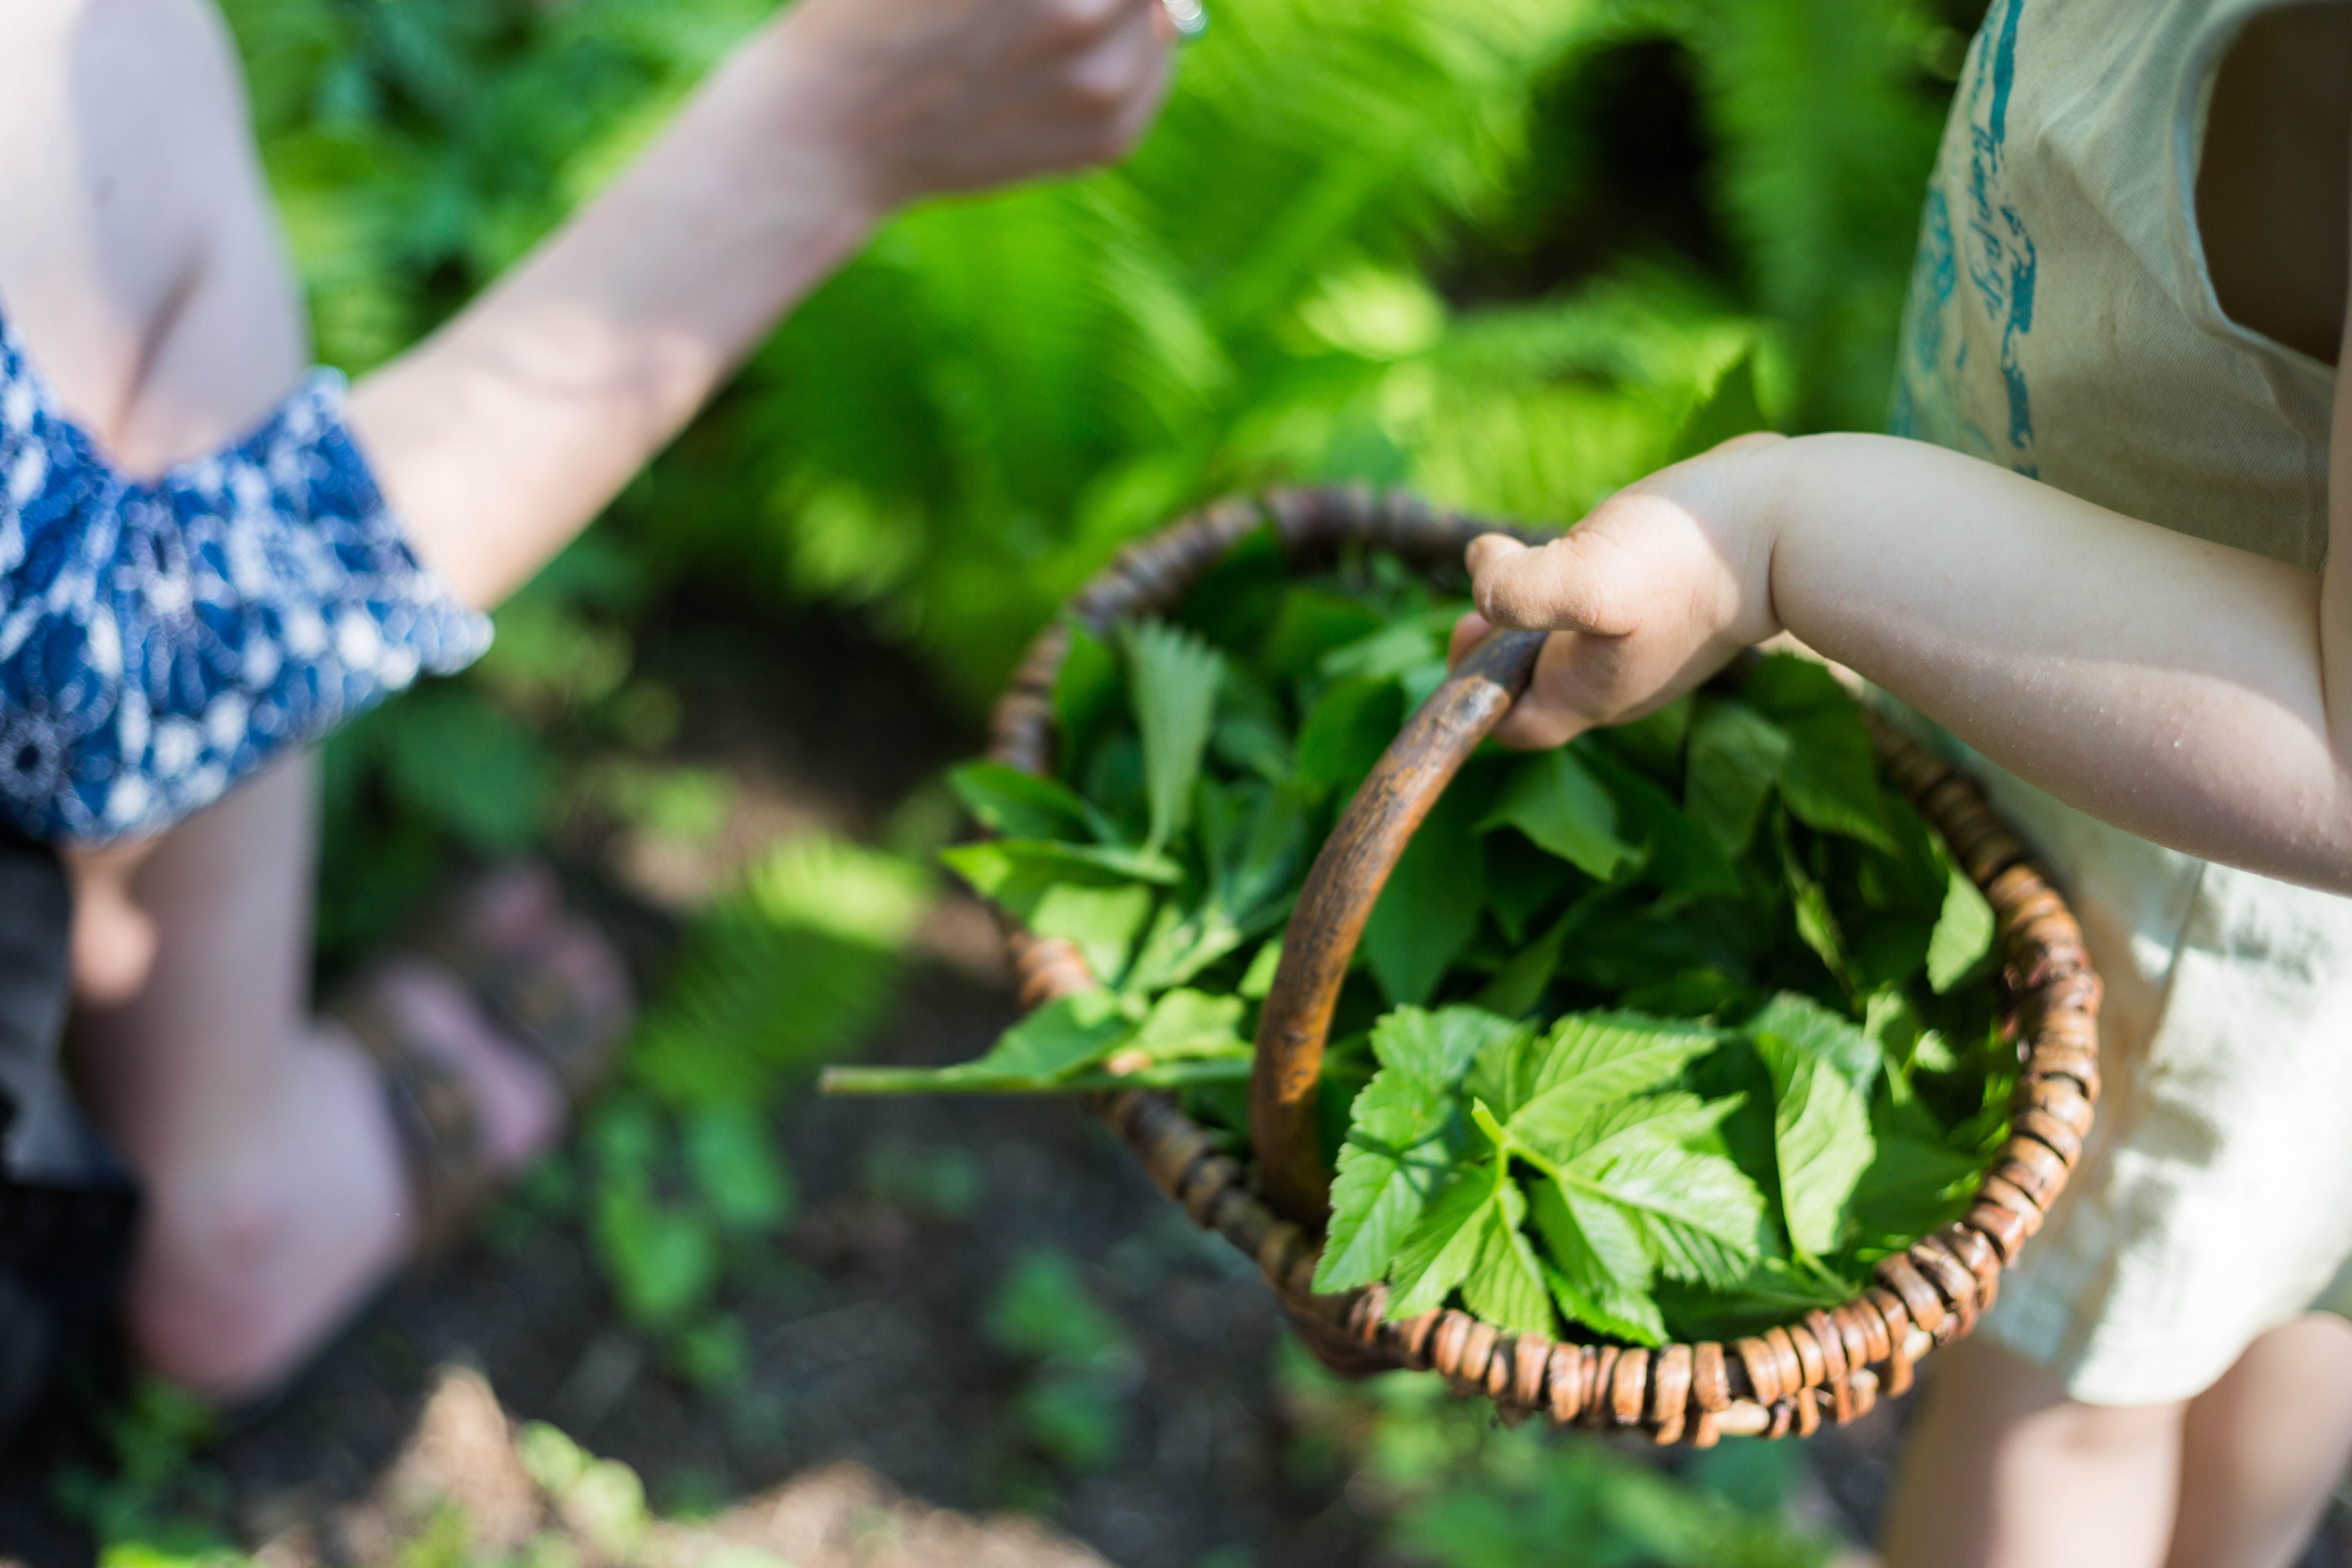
1765, 432, 2352, 891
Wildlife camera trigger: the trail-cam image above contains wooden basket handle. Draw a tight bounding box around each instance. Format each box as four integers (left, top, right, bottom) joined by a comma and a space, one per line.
1247, 626, 1548, 1223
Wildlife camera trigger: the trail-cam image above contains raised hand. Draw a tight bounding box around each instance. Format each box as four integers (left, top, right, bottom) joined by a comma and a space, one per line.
787, 0, 1178, 208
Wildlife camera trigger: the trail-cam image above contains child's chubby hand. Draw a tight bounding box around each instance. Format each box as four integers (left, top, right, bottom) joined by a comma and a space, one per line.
1450, 432, 1794, 749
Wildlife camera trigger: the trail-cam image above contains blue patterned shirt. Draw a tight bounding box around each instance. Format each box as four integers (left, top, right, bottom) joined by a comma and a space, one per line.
0, 312, 491, 843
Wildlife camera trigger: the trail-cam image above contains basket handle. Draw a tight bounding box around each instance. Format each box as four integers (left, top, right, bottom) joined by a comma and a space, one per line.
1249, 625, 1550, 1223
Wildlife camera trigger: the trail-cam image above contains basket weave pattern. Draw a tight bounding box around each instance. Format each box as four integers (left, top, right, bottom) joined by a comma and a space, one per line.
987, 488, 2103, 1445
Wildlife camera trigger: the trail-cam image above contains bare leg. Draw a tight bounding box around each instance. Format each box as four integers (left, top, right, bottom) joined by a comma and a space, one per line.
1880, 1334, 2183, 1568
2165, 1314, 2352, 1568
63, 756, 580, 1400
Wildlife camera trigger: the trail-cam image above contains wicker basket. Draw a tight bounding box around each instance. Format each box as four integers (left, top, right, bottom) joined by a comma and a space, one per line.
987, 487, 2103, 1446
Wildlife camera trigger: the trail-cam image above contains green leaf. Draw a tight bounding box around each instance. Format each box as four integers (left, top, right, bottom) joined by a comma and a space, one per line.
1684, 698, 1791, 855
1316, 1066, 1468, 1292
1384, 1162, 1505, 1320
948, 762, 1113, 845
1658, 1259, 1855, 1344
1263, 588, 1388, 677
1362, 785, 1487, 1007
1371, 1005, 1527, 1091
1744, 656, 1891, 851
1126, 988, 1249, 1062
1460, 1184, 1557, 1336
1319, 607, 1455, 684
1746, 992, 1880, 1096
940, 838, 1178, 899
1053, 623, 1124, 773
1849, 1133, 1982, 1245
1566, 1139, 1766, 1290
1294, 676, 1403, 800
380, 688, 552, 853
1583, 744, 1742, 896
909, 991, 1136, 1091
1757, 1031, 1875, 1256
1927, 862, 1996, 993
1473, 904, 1578, 1019
1481, 749, 1640, 881
1124, 619, 1225, 856
1532, 1183, 1666, 1345
1775, 815, 1852, 988
1476, 1011, 1723, 1124
1029, 882, 1156, 984
1239, 939, 1282, 1000
1198, 777, 1308, 921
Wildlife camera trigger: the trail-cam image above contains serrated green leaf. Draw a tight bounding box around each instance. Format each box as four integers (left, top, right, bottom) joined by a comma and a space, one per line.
1316, 1066, 1466, 1292
1370, 1004, 1526, 1092
1571, 1140, 1766, 1290
1481, 748, 1640, 881
1927, 862, 1996, 993
1384, 1162, 1506, 1320
1757, 1031, 1875, 1257
1685, 699, 1791, 855
1513, 1089, 1733, 1169
949, 762, 1114, 845
1460, 1183, 1555, 1336
1532, 1183, 1666, 1344
1477, 1011, 1722, 1124
1124, 619, 1225, 856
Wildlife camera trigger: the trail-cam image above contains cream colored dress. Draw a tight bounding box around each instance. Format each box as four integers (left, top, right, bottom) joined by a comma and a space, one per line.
1890, 0, 2351, 1405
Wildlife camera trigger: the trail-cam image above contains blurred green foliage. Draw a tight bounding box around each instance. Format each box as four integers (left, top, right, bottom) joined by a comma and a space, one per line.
223, 0, 1972, 706
984, 1248, 1146, 1474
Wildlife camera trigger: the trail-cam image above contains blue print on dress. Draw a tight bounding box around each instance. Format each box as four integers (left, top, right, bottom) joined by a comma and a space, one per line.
1890, 0, 2040, 477
0, 315, 491, 843
1964, 0, 2038, 467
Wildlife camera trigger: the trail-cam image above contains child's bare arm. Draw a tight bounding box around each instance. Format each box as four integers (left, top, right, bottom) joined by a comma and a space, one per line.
346, 0, 1176, 610
1461, 142, 2352, 894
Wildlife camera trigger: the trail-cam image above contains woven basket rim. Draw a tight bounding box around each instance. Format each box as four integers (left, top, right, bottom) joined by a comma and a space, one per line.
984, 486, 2104, 1446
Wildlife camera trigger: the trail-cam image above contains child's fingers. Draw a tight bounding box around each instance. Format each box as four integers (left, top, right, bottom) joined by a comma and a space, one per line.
1468, 513, 1659, 638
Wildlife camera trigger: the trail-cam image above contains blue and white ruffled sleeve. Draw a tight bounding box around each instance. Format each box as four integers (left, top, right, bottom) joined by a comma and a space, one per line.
0, 315, 492, 843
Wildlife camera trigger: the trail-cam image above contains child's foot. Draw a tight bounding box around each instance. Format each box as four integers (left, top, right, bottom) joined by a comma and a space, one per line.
122, 867, 630, 1403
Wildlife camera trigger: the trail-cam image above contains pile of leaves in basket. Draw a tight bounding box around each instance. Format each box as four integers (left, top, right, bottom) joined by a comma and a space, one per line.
830, 528, 2013, 1348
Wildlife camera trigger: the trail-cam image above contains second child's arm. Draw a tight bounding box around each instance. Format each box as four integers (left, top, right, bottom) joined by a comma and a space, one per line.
348, 0, 1174, 610
1460, 149, 2352, 893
